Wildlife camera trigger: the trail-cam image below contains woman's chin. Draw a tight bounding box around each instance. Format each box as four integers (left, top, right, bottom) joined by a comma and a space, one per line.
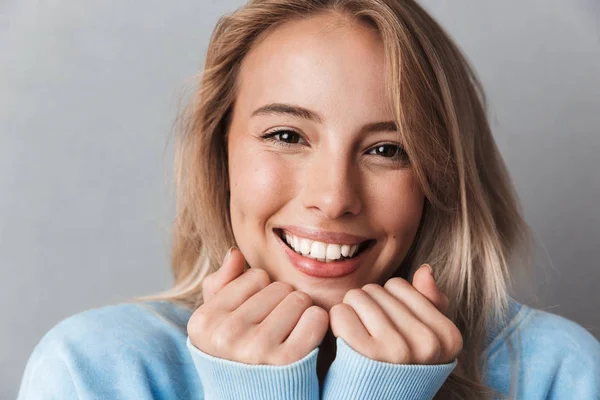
292, 284, 350, 312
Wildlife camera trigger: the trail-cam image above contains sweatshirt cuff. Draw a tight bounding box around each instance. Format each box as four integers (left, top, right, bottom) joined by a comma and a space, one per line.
186, 336, 320, 400
322, 337, 457, 400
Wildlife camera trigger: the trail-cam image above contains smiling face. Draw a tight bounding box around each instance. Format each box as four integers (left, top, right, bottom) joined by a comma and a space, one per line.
227, 13, 425, 310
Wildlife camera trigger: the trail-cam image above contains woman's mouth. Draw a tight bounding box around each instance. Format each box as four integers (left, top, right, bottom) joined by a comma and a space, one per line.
276, 229, 372, 262
273, 228, 375, 278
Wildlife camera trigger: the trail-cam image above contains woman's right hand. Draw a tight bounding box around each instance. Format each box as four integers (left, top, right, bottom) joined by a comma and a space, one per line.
187, 247, 329, 365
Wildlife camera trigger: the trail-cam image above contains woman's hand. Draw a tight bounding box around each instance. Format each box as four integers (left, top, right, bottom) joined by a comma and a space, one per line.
329, 264, 463, 364
187, 247, 329, 365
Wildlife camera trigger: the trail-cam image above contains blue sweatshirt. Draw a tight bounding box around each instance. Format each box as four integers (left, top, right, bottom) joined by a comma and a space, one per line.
17, 297, 600, 399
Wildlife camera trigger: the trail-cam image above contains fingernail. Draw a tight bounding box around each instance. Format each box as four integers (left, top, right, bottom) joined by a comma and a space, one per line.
424, 264, 434, 279
223, 246, 236, 263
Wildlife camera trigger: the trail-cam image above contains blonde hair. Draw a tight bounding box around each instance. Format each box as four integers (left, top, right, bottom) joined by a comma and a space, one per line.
136, 0, 534, 398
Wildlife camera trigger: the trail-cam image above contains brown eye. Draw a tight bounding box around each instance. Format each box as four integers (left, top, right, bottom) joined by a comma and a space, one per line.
369, 144, 408, 159
274, 130, 300, 143
261, 129, 303, 145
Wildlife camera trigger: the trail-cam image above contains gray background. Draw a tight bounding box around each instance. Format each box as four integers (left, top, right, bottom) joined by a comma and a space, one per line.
1, 0, 598, 398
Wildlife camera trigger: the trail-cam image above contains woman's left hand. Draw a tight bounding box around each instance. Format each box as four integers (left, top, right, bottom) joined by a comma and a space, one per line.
329, 264, 463, 364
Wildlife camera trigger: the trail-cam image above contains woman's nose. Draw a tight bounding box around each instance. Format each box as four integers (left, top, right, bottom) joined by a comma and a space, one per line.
301, 151, 362, 219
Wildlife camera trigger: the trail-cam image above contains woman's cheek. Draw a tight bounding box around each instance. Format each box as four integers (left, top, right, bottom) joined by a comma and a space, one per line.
245, 152, 289, 205
373, 173, 425, 267
229, 148, 293, 230
229, 149, 296, 272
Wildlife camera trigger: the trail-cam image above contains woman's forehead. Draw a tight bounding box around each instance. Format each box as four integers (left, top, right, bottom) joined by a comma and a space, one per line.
234, 15, 391, 122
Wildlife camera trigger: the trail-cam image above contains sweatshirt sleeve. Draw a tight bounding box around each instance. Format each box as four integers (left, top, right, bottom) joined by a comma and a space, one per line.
539, 334, 600, 399
322, 337, 457, 400
186, 336, 320, 400
517, 310, 600, 399
17, 344, 79, 399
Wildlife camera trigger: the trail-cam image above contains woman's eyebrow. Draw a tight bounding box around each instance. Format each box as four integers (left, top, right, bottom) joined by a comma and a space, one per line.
251, 102, 398, 134
252, 103, 323, 123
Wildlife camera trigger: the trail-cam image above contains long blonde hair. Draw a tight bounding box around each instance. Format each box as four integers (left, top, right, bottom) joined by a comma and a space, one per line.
136, 0, 534, 398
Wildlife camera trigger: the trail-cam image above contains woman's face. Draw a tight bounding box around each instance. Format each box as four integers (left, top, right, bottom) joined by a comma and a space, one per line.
227, 14, 425, 311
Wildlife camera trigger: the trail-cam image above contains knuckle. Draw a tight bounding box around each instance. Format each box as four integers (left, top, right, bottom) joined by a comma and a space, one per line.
212, 318, 244, 353
187, 309, 210, 337
361, 283, 382, 293
329, 303, 347, 318
343, 288, 366, 304
389, 338, 410, 363
186, 319, 200, 339
414, 331, 442, 362
303, 306, 329, 337
212, 327, 237, 354
446, 325, 464, 357
239, 341, 268, 365
306, 305, 329, 323
271, 281, 294, 294
384, 277, 410, 292
201, 274, 218, 296
247, 268, 271, 287
288, 291, 313, 307
201, 273, 214, 289
328, 303, 351, 334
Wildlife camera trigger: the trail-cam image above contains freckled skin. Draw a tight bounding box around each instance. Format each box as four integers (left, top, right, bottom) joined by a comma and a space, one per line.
227, 14, 425, 312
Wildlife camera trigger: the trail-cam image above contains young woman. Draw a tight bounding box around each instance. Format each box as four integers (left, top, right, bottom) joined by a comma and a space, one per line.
18, 0, 600, 399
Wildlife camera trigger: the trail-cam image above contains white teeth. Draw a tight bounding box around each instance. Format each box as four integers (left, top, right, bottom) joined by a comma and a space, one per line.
281, 231, 364, 261
326, 244, 341, 261
310, 241, 326, 259
300, 238, 312, 255
341, 245, 351, 257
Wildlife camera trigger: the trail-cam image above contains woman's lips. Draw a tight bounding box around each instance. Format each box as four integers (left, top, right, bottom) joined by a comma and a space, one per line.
274, 231, 373, 278
276, 225, 369, 245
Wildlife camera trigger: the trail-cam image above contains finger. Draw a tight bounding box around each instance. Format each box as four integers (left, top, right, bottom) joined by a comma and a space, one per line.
282, 306, 329, 360
233, 281, 295, 324
385, 277, 461, 362
411, 264, 449, 315
204, 267, 271, 312
202, 247, 246, 303
258, 291, 314, 343
329, 303, 372, 356
386, 277, 452, 329
362, 284, 442, 363
341, 288, 397, 338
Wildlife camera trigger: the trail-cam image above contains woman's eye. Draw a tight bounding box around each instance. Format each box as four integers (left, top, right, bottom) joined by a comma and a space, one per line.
368, 144, 408, 160
261, 129, 303, 145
